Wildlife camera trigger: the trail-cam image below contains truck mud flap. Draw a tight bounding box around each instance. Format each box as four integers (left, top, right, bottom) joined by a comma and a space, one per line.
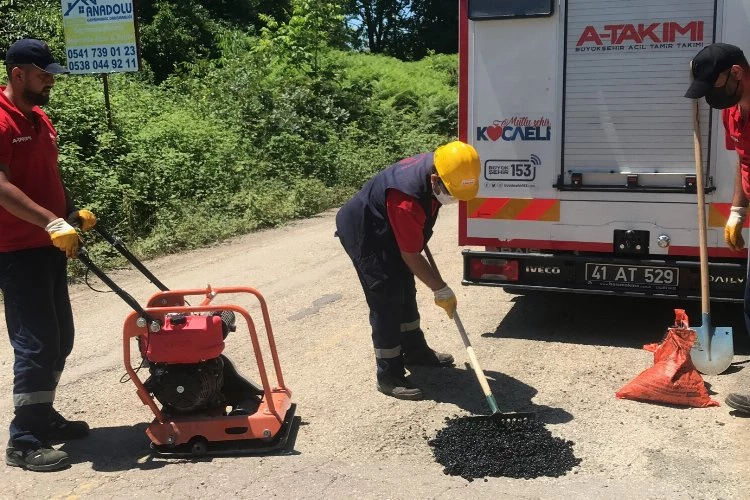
462, 250, 746, 303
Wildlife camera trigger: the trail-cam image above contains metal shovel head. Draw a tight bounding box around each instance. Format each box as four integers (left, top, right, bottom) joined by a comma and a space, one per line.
691, 319, 734, 376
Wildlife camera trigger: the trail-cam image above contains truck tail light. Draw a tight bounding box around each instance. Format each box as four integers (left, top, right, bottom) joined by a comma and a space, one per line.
469, 258, 519, 281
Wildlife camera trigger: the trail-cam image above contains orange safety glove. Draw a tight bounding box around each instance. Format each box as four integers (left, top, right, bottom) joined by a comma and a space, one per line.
46, 218, 80, 259
433, 285, 457, 319
725, 206, 746, 252
67, 209, 97, 232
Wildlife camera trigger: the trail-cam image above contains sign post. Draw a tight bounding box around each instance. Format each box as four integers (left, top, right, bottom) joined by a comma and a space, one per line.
60, 0, 141, 128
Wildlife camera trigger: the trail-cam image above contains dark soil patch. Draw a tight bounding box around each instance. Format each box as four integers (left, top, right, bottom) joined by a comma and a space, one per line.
428, 416, 581, 480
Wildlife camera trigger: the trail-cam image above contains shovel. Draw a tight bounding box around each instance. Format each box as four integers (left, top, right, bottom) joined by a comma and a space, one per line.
689, 97, 734, 375
424, 245, 535, 422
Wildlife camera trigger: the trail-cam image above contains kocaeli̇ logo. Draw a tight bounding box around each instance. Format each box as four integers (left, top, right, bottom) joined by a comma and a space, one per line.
477, 116, 551, 142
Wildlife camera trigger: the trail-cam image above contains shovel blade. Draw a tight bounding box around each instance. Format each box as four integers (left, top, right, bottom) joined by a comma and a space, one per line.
691, 324, 734, 375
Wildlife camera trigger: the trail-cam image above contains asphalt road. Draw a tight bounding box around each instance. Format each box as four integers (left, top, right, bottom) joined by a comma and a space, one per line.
1, 204, 748, 499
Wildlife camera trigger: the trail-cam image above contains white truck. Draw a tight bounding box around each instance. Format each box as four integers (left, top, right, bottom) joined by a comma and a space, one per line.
458, 0, 748, 302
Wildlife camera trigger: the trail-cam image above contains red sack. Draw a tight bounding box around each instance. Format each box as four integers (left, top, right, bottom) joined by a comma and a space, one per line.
643, 342, 659, 353
616, 310, 719, 408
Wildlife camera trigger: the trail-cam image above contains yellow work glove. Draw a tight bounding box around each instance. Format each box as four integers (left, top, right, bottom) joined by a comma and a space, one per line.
67, 209, 97, 232
46, 218, 80, 259
725, 206, 746, 252
433, 284, 457, 319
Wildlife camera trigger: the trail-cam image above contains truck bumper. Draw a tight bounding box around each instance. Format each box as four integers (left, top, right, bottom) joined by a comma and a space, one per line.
462, 250, 746, 303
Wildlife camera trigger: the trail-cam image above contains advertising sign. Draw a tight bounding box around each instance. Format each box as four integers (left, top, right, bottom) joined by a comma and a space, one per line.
61, 0, 139, 74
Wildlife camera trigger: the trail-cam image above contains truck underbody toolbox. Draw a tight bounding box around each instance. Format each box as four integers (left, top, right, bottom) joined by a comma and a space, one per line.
462, 250, 745, 303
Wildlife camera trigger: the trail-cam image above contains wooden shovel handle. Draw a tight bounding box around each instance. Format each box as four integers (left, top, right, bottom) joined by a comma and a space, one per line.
454, 311, 498, 410
692, 98, 710, 315
423, 246, 497, 404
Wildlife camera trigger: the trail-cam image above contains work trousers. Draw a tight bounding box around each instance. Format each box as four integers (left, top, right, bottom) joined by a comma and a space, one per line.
354, 269, 432, 379
0, 247, 74, 450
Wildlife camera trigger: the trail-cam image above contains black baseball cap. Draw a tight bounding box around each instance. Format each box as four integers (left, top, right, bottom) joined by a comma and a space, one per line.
4, 39, 69, 74
685, 43, 745, 98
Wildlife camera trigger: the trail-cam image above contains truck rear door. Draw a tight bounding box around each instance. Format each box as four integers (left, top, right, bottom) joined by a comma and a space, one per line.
559, 0, 716, 192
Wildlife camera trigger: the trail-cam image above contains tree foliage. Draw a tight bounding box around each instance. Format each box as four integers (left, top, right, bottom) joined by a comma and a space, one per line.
195, 0, 292, 29
344, 0, 458, 60
0, 0, 64, 59
344, 0, 410, 54
136, 0, 295, 83
406, 0, 459, 59
137, 0, 291, 31
138, 0, 223, 82
256, 0, 348, 72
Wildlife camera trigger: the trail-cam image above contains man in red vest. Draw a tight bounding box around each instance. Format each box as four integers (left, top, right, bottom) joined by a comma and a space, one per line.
1, 39, 97, 471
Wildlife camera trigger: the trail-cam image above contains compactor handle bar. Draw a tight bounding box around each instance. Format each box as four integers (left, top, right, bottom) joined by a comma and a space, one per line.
93, 226, 170, 292
76, 247, 158, 326
73, 223, 170, 329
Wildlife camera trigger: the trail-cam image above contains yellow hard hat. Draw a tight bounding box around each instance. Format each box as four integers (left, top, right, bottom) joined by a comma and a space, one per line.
434, 141, 480, 201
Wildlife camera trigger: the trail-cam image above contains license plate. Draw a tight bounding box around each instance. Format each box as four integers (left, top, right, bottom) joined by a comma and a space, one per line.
585, 263, 679, 287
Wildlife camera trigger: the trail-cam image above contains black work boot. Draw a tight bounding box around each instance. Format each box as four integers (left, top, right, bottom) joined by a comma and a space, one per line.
726, 393, 750, 414
376, 374, 423, 401
401, 329, 454, 367
403, 347, 455, 367
48, 409, 89, 441
6, 441, 70, 472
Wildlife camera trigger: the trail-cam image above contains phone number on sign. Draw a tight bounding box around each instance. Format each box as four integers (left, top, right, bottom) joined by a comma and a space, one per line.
68, 58, 138, 72
67, 45, 138, 72
67, 46, 137, 60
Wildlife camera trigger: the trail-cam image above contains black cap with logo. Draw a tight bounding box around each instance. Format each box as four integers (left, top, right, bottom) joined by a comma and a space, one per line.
685, 43, 745, 98
4, 39, 69, 74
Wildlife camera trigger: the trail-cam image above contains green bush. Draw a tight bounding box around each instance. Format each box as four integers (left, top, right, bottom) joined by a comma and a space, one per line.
0, 0, 64, 58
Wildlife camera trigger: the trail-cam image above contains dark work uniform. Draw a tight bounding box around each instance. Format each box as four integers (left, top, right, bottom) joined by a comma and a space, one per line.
335, 153, 439, 379
0, 87, 73, 451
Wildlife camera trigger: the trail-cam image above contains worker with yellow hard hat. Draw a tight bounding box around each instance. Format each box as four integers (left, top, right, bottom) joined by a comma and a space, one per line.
335, 141, 481, 401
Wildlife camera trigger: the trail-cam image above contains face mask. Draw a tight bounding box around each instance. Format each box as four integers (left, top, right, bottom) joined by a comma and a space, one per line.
433, 179, 458, 205
434, 190, 457, 205
705, 72, 742, 109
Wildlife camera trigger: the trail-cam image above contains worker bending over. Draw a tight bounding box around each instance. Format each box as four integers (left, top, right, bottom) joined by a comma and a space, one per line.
335, 141, 480, 400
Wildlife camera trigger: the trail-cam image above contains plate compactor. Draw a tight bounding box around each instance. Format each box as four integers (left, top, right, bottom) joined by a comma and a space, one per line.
78, 227, 296, 456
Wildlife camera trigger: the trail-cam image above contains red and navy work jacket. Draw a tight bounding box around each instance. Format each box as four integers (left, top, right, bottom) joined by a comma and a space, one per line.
335, 153, 439, 289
